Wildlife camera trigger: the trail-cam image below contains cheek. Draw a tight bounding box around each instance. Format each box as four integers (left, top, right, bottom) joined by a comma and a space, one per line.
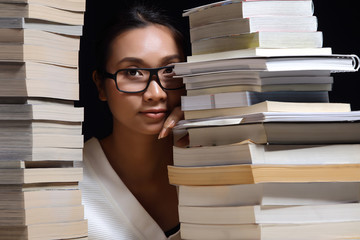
104, 81, 141, 118
166, 89, 184, 110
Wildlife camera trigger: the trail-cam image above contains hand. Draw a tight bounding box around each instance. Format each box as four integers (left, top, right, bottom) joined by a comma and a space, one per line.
158, 106, 189, 147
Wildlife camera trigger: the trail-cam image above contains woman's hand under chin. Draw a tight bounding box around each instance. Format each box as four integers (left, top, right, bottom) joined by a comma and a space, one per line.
158, 106, 189, 147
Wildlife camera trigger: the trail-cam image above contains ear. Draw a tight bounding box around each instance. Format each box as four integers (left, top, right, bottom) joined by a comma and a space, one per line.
92, 70, 107, 101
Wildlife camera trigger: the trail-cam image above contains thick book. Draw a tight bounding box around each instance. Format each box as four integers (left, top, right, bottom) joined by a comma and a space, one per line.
178, 182, 360, 207
0, 28, 80, 51
182, 69, 333, 87
185, 120, 360, 146
0, 99, 84, 122
0, 205, 84, 225
0, 0, 86, 12
0, 18, 83, 36
0, 220, 88, 240
0, 187, 81, 209
190, 16, 318, 42
186, 48, 333, 62
174, 54, 360, 75
184, 1, 314, 28
0, 167, 83, 184
0, 61, 78, 83
187, 83, 332, 95
191, 31, 323, 55
168, 163, 360, 186
0, 3, 85, 25
0, 146, 82, 161
181, 91, 329, 111
183, 100, 350, 119
173, 142, 360, 167
0, 133, 83, 148
0, 120, 82, 136
0, 61, 79, 99
180, 221, 360, 240
0, 44, 78, 67
0, 78, 79, 100
178, 203, 360, 224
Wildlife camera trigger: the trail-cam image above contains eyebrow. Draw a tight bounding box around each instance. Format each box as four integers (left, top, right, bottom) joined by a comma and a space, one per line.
116, 54, 182, 67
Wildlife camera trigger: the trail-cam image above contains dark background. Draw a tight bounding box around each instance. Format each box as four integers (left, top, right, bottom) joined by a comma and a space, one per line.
79, 0, 360, 140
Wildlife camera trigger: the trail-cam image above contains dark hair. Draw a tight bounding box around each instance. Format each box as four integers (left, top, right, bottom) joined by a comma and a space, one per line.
95, 2, 185, 79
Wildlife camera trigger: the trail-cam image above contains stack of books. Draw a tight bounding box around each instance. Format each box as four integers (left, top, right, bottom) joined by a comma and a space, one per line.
0, 0, 88, 239
169, 0, 360, 239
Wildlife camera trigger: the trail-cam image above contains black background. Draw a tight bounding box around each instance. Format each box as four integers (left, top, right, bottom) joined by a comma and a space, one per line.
79, 0, 360, 140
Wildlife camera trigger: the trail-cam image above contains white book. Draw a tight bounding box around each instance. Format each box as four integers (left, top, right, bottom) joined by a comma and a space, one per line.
173, 142, 360, 167
181, 91, 329, 111
174, 54, 359, 75
0, 18, 83, 36
0, 98, 84, 122
180, 221, 360, 240
190, 16, 318, 42
186, 48, 333, 62
191, 31, 323, 55
178, 182, 360, 207
179, 203, 360, 224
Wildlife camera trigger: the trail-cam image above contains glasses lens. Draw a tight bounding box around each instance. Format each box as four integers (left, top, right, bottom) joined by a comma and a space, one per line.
115, 67, 184, 93
159, 67, 184, 90
116, 69, 149, 92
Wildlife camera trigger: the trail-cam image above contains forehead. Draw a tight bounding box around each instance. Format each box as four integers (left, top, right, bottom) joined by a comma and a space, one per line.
108, 24, 180, 67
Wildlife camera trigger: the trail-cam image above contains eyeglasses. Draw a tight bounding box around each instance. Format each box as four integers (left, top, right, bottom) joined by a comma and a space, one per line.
103, 66, 185, 93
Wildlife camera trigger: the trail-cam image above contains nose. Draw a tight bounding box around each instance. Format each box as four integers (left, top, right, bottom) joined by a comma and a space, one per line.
143, 75, 167, 102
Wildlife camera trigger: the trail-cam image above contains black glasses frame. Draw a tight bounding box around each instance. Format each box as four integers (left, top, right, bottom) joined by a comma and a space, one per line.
103, 65, 184, 93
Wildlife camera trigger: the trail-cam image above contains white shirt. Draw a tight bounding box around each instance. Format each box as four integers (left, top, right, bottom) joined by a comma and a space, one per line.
78, 138, 181, 240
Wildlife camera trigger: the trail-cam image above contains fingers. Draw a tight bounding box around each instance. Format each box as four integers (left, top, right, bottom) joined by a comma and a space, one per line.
158, 106, 184, 140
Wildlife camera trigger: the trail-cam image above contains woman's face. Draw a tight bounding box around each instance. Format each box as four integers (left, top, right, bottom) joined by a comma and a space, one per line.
99, 24, 184, 136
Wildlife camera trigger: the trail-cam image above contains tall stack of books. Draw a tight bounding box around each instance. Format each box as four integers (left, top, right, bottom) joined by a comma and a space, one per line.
169, 0, 360, 239
0, 0, 88, 239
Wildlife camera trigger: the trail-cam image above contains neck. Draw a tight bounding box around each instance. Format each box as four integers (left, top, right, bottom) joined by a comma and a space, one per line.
99, 123, 173, 184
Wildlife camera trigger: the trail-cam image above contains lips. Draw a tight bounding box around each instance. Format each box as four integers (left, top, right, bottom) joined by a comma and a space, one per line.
140, 109, 167, 120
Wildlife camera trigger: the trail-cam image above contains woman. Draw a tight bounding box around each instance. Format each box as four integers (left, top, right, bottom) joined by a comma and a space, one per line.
80, 3, 186, 240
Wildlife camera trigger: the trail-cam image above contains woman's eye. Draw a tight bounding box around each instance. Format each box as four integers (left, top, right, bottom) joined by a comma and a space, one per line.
164, 67, 174, 74
127, 69, 142, 76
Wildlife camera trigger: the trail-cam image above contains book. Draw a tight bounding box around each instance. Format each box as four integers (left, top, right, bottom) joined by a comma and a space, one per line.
168, 164, 360, 186
0, 78, 80, 100
0, 120, 82, 135
0, 99, 84, 122
181, 91, 329, 111
184, 0, 315, 28
186, 121, 360, 146
0, 133, 83, 148
180, 221, 360, 240
182, 101, 351, 119
181, 70, 333, 89
0, 146, 82, 161
186, 48, 333, 62
0, 61, 78, 83
178, 182, 360, 207
191, 31, 323, 55
0, 0, 86, 12
178, 203, 360, 224
0, 187, 81, 209
0, 167, 83, 184
190, 16, 318, 42
0, 18, 83, 36
173, 142, 360, 167
0, 3, 85, 25
0, 44, 78, 67
0, 220, 88, 240
0, 28, 80, 51
0, 205, 84, 225
187, 83, 332, 95
174, 54, 360, 75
